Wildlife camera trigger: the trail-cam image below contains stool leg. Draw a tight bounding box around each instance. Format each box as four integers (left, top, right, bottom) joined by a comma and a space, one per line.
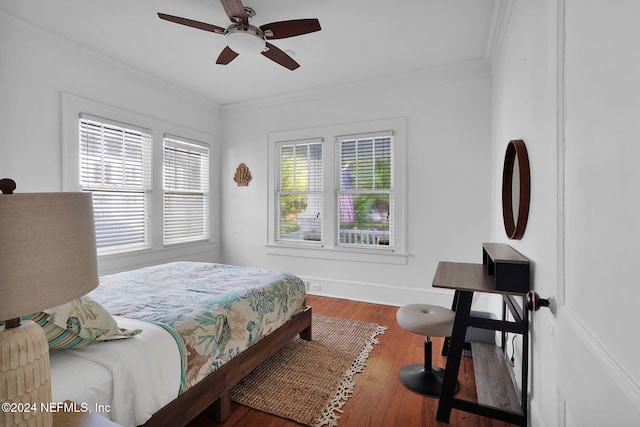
399, 335, 459, 397
424, 337, 432, 372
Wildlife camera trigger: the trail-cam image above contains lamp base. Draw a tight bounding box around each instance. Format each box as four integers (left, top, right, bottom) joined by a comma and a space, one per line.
0, 320, 52, 427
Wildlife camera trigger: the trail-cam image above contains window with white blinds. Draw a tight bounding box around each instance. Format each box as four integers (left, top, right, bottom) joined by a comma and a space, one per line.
79, 115, 152, 253
337, 132, 393, 247
267, 118, 405, 262
276, 140, 323, 243
163, 136, 210, 245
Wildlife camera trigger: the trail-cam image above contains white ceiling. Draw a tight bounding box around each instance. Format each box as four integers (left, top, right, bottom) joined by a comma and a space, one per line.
0, 0, 496, 106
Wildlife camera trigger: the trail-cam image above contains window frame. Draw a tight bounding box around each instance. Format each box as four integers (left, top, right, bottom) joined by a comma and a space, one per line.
274, 138, 324, 246
267, 118, 407, 265
162, 135, 211, 246
78, 114, 153, 255
336, 131, 394, 250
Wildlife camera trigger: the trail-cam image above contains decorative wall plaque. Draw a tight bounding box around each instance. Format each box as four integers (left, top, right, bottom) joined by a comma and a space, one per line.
233, 163, 252, 186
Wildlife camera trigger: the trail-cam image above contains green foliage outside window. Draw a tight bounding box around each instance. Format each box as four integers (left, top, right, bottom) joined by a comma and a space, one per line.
341, 156, 391, 232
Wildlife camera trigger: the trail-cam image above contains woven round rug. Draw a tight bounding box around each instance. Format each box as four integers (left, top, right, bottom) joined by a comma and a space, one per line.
230, 314, 386, 427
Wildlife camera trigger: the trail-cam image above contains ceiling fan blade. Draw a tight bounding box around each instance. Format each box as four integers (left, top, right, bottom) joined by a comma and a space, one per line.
261, 42, 300, 70
260, 19, 321, 39
158, 13, 225, 35
220, 0, 248, 25
216, 46, 239, 65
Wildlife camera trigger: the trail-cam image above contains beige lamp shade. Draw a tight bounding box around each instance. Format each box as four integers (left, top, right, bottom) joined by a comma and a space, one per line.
0, 192, 99, 320
0, 192, 98, 427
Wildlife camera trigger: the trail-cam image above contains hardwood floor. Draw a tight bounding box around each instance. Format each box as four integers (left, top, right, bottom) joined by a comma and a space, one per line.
193, 295, 517, 427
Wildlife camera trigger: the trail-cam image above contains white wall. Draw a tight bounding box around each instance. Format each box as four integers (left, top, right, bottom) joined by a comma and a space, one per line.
0, 11, 223, 273
491, 1, 640, 426
490, 1, 560, 424
221, 60, 492, 308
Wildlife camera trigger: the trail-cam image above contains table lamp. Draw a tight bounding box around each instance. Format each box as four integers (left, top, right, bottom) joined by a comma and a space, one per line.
0, 179, 99, 427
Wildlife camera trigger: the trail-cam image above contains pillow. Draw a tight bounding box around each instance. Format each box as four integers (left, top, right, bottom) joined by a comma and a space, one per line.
31, 294, 141, 350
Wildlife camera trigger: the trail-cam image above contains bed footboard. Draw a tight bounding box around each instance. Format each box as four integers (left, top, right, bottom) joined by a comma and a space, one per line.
141, 306, 312, 427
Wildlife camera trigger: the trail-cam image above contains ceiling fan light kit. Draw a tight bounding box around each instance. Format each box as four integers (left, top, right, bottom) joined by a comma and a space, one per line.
226, 25, 267, 55
158, 0, 321, 70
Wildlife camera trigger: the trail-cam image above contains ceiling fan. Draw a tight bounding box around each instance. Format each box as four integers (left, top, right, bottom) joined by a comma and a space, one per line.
158, 0, 321, 70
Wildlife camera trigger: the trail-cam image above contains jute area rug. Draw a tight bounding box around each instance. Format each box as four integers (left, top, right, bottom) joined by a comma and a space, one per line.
230, 314, 386, 427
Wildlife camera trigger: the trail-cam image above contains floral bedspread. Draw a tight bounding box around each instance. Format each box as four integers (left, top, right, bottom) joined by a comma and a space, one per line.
89, 262, 307, 391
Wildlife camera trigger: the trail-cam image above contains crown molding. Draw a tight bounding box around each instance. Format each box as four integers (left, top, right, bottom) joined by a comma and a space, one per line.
221, 59, 490, 115
485, 0, 515, 72
0, 9, 220, 109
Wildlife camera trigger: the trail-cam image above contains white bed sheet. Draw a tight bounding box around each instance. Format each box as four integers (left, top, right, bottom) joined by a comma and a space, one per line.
50, 317, 182, 427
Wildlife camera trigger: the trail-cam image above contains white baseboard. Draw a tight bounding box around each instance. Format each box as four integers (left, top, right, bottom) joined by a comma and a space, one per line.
299, 275, 493, 312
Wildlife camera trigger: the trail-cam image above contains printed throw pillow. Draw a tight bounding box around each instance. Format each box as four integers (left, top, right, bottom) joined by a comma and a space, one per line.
32, 294, 141, 350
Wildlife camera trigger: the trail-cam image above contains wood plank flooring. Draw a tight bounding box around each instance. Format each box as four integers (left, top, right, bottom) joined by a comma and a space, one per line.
192, 295, 517, 427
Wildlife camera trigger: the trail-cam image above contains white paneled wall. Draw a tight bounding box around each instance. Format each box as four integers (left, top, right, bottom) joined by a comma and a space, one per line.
491, 1, 640, 425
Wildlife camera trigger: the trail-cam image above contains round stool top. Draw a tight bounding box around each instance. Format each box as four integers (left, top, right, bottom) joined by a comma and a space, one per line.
396, 304, 455, 337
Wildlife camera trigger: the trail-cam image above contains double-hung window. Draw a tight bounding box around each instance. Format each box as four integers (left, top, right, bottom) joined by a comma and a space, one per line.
79, 115, 152, 254
275, 140, 323, 243
337, 132, 393, 247
163, 136, 210, 245
65, 94, 216, 268
268, 117, 406, 263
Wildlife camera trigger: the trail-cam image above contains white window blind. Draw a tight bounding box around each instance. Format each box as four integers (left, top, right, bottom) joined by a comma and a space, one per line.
163, 136, 210, 245
276, 140, 323, 243
79, 115, 152, 253
337, 132, 393, 247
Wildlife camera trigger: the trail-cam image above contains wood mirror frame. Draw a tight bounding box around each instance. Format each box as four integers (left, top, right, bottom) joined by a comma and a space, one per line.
501, 139, 530, 240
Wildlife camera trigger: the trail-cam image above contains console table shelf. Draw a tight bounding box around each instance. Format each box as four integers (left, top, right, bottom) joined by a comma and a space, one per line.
433, 243, 530, 427
471, 342, 523, 415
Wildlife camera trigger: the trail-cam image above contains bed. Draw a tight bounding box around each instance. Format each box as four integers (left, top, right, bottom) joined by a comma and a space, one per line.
49, 261, 312, 427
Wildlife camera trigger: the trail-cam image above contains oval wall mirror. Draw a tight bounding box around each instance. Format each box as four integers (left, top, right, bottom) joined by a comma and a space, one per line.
501, 139, 530, 239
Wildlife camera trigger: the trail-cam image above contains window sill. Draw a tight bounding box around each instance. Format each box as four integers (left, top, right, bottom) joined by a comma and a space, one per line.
265, 243, 408, 265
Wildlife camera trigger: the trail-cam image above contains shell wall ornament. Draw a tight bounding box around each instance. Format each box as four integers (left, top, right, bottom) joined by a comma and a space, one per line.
233, 163, 252, 186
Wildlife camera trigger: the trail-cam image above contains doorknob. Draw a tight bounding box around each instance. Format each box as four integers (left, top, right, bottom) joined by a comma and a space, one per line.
526, 291, 550, 311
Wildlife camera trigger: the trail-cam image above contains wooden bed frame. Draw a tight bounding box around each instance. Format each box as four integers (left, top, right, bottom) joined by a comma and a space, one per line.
141, 306, 313, 427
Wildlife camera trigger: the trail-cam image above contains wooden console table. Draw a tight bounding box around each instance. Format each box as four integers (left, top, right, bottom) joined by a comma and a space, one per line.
433, 243, 530, 426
